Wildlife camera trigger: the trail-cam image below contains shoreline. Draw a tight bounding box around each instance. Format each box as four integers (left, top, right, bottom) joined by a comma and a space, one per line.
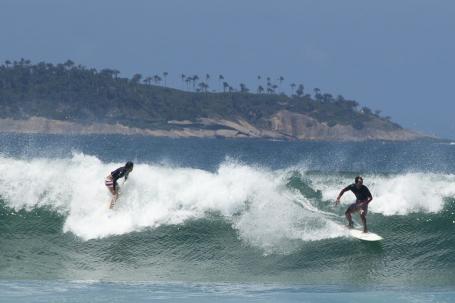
0, 116, 430, 142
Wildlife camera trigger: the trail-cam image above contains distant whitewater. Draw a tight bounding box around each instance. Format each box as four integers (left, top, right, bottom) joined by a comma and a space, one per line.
0, 134, 454, 286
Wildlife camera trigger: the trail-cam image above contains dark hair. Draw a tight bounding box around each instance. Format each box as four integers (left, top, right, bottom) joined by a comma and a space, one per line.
355, 176, 363, 184
125, 161, 134, 169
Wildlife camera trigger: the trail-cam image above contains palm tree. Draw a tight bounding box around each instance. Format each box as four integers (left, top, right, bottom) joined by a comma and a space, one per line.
181, 74, 186, 89
185, 77, 192, 90
239, 83, 249, 93
276, 76, 284, 93
313, 88, 322, 101
257, 85, 264, 94
222, 81, 229, 93
198, 81, 209, 93
153, 75, 162, 85
64, 60, 74, 70
218, 74, 224, 91
100, 69, 114, 79
192, 75, 199, 90
322, 93, 333, 103
131, 73, 142, 84
163, 72, 168, 87
290, 83, 296, 95
5, 60, 11, 68
112, 70, 120, 79
350, 100, 359, 109
198, 82, 205, 92
296, 84, 304, 97
143, 77, 152, 86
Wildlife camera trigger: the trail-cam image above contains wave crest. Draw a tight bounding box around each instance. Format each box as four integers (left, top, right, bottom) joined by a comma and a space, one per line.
1, 153, 452, 249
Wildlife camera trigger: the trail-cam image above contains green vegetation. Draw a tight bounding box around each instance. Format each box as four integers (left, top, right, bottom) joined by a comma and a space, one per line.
0, 59, 401, 131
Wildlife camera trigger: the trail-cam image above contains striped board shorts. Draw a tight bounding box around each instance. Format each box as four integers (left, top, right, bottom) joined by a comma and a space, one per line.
105, 176, 114, 189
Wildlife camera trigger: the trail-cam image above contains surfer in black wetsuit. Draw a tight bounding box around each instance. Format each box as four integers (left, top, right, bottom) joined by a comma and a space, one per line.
105, 161, 134, 209
335, 176, 373, 233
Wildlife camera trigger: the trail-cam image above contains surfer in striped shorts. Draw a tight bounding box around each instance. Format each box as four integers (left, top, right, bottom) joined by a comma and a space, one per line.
335, 176, 373, 233
105, 161, 134, 209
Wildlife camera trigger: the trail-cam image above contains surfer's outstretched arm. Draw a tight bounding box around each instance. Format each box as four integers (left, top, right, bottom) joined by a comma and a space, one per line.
335, 188, 349, 205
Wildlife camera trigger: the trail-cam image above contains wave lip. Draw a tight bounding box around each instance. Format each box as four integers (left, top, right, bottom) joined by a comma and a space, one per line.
2, 153, 453, 251
0, 154, 346, 250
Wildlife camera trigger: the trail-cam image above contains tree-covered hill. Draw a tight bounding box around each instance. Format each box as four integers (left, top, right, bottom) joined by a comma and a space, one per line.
0, 59, 413, 140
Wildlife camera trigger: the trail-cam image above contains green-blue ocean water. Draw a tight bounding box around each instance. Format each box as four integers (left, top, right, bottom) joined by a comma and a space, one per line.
0, 134, 454, 302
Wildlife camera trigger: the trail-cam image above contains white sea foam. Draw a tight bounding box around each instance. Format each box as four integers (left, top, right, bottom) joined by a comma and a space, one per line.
3, 153, 453, 249
311, 172, 455, 215
0, 153, 346, 249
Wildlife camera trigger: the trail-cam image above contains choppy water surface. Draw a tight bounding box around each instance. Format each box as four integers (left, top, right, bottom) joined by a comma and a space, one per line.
0, 134, 454, 301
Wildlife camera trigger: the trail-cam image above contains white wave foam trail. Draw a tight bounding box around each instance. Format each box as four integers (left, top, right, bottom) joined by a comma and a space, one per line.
0, 154, 345, 250
312, 173, 455, 216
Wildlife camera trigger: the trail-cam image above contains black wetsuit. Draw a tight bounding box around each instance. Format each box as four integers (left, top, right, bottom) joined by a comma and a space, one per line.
111, 166, 130, 190
343, 184, 372, 202
342, 184, 372, 230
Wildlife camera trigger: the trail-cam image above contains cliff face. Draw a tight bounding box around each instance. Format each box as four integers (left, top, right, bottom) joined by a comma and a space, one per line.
0, 111, 423, 141
268, 110, 422, 141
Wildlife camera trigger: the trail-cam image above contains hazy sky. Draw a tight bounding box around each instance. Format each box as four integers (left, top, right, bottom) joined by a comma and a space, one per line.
1, 0, 454, 138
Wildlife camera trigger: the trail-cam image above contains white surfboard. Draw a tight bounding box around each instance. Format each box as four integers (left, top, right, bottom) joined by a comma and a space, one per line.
349, 229, 383, 241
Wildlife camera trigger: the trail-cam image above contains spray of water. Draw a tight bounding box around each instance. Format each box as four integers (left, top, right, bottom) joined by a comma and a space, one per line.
1, 153, 452, 251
